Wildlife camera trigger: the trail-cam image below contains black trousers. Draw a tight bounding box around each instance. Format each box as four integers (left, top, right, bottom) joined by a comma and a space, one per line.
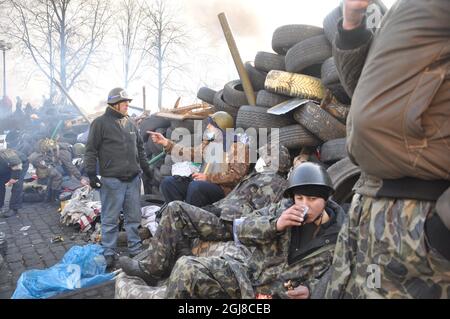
160, 175, 225, 207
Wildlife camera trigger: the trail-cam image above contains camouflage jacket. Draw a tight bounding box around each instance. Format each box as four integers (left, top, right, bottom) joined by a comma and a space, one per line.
233, 199, 345, 298
213, 171, 288, 222
164, 140, 250, 196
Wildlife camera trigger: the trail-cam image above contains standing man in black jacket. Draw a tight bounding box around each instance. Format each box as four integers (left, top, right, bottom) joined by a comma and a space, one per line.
85, 88, 152, 268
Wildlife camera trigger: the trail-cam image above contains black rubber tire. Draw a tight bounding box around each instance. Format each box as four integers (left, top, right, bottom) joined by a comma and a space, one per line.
139, 115, 171, 142
320, 138, 347, 163
321, 57, 340, 87
285, 35, 332, 74
301, 64, 322, 78
244, 62, 267, 91
327, 157, 361, 205
293, 102, 346, 142
272, 124, 321, 149
146, 139, 163, 156
223, 80, 248, 107
213, 90, 239, 122
256, 90, 290, 108
236, 105, 296, 130
254, 51, 286, 72
59, 131, 78, 145
170, 118, 205, 134
326, 83, 352, 105
197, 87, 216, 105
272, 24, 324, 55
323, 6, 342, 43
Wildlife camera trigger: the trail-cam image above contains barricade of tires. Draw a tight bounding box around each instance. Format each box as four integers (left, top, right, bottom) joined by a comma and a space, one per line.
141, 3, 386, 205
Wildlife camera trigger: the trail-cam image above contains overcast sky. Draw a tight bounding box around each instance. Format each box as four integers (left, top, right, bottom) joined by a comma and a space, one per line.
5, 0, 396, 114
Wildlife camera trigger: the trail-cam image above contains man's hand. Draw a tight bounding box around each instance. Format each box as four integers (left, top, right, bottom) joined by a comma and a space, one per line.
276, 204, 308, 232
89, 176, 102, 189
287, 285, 310, 299
343, 0, 371, 30
192, 173, 207, 181
5, 179, 18, 187
148, 131, 169, 147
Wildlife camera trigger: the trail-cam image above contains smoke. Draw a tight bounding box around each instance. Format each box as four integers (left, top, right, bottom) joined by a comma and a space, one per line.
182, 0, 264, 44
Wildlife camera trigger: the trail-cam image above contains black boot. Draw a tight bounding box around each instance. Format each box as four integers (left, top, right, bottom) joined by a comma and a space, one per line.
118, 256, 159, 286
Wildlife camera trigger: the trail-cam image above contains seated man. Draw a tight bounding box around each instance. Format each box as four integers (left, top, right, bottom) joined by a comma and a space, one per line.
149, 111, 250, 207
118, 144, 292, 286
164, 162, 345, 299
29, 138, 87, 202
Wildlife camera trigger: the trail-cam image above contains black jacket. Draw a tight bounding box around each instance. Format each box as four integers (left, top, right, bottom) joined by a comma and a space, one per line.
84, 107, 150, 181
0, 149, 26, 180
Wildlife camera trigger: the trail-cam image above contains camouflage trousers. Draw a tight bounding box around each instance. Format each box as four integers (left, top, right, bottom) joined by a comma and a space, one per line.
115, 272, 167, 299
140, 200, 233, 280
165, 240, 253, 299
326, 194, 450, 299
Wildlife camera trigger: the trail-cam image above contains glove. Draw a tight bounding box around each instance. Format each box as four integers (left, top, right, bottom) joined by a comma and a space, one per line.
89, 175, 102, 189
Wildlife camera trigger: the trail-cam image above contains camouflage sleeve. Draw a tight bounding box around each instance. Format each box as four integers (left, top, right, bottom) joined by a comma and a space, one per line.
59, 149, 82, 180
207, 142, 250, 185
236, 203, 282, 246
164, 140, 206, 163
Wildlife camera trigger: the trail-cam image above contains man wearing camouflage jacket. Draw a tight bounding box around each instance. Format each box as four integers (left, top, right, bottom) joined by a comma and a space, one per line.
326, 0, 450, 299
164, 163, 345, 299
118, 144, 292, 286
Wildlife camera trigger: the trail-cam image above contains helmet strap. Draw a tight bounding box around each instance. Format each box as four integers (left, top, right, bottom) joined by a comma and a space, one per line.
108, 105, 127, 116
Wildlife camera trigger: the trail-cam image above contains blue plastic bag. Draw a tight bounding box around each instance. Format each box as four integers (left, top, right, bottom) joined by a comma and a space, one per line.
12, 244, 114, 299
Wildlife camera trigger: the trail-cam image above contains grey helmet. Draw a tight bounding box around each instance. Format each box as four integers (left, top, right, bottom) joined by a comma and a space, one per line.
107, 87, 132, 105
283, 162, 334, 199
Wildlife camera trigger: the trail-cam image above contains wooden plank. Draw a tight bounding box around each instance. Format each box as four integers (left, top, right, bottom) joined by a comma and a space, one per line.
154, 112, 207, 120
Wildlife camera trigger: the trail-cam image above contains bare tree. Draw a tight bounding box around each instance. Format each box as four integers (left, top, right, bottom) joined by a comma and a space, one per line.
116, 0, 152, 89
3, 0, 112, 105
145, 0, 189, 110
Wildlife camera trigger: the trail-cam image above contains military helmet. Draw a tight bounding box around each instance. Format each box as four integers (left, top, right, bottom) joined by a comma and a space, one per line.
258, 144, 292, 173
38, 138, 57, 153
72, 143, 86, 157
107, 87, 132, 105
283, 162, 334, 199
209, 111, 234, 130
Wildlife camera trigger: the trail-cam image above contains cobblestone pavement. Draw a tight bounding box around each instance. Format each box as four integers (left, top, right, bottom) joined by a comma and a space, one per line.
0, 202, 110, 299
